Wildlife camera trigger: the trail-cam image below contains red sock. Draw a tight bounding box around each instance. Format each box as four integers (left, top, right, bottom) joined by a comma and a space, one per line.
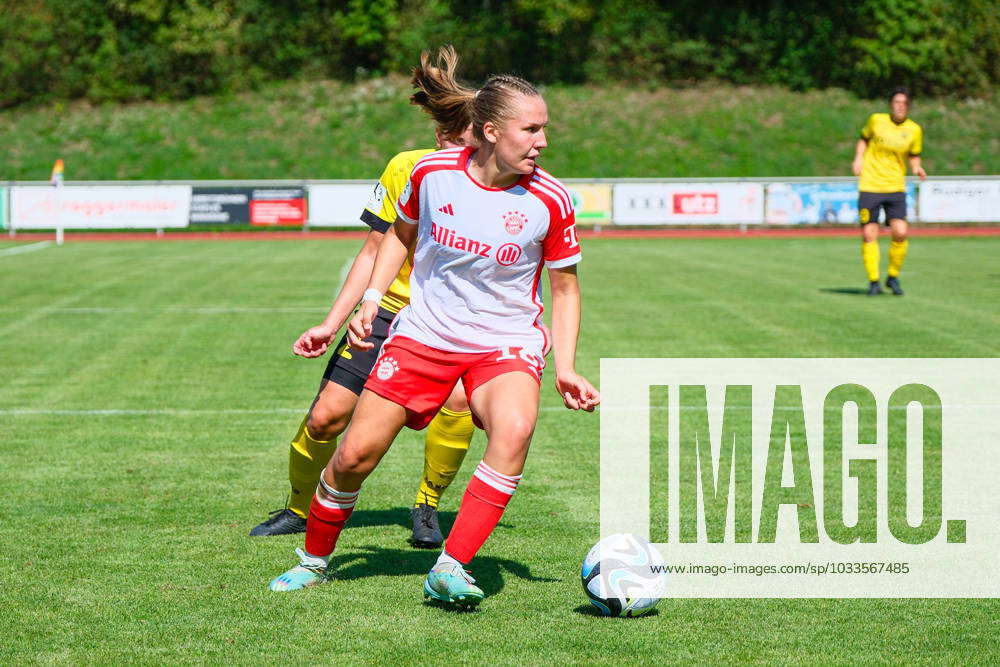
445, 461, 521, 564
304, 477, 359, 557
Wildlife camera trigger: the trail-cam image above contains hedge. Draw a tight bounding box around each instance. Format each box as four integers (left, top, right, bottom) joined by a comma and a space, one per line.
0, 0, 996, 107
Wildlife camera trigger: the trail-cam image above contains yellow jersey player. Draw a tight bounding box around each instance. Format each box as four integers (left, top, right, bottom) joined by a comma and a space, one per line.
250, 47, 477, 548
852, 87, 927, 296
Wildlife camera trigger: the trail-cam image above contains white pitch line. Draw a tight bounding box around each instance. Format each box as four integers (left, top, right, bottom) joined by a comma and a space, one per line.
334, 255, 355, 296
0, 408, 305, 416
0, 306, 325, 314
0, 241, 52, 257
0, 406, 579, 416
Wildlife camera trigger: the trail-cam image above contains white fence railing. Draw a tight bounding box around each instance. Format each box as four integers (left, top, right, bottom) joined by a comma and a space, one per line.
3, 176, 999, 231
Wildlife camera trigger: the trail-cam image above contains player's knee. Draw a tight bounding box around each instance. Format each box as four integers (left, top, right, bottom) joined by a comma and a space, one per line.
494, 415, 536, 450
331, 444, 377, 477
307, 404, 351, 441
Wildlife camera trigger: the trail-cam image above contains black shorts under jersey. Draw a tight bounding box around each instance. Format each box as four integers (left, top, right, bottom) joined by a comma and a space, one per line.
858, 191, 907, 225
321, 306, 397, 395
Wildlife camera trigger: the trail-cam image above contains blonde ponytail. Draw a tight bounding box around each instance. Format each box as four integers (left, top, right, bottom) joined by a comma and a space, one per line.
410, 45, 476, 141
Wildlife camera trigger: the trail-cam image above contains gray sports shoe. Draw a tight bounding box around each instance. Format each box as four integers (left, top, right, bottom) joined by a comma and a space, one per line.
409, 503, 443, 549
250, 508, 307, 536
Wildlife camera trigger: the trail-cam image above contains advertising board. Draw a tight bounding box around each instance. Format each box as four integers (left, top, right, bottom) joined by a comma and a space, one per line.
10, 186, 191, 229
566, 183, 612, 225
918, 180, 1000, 223
613, 183, 764, 225
248, 188, 306, 225
766, 182, 917, 224
306, 184, 375, 227
190, 187, 251, 224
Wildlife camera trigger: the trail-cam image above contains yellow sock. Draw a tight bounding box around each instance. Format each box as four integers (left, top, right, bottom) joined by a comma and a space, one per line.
415, 407, 474, 508
861, 240, 880, 282
887, 239, 908, 278
287, 418, 337, 518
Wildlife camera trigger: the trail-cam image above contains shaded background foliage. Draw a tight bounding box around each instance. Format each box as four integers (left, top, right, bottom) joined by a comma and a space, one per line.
0, 0, 996, 108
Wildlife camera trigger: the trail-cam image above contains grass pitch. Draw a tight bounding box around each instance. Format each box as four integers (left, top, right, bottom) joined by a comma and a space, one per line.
2, 80, 998, 181
1, 236, 997, 663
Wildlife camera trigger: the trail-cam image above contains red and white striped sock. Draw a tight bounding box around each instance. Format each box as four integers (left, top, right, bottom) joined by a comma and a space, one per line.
444, 461, 522, 564
304, 476, 359, 559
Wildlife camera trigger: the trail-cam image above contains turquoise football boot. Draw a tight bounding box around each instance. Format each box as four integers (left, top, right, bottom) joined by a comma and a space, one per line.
268, 548, 331, 592
423, 561, 484, 608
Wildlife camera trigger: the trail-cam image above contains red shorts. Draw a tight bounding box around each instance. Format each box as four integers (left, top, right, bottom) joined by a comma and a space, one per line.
363, 336, 544, 430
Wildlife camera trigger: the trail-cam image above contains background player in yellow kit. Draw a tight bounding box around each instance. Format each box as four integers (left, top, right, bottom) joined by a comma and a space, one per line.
250, 48, 477, 548
852, 87, 927, 296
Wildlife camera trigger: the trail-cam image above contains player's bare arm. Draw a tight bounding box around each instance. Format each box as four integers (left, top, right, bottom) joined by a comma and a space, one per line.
852, 138, 868, 176
293, 230, 385, 358
549, 265, 600, 411
347, 221, 416, 350
910, 154, 926, 180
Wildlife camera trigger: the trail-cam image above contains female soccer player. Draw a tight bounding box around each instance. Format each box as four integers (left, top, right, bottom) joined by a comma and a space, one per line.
249, 47, 479, 549
853, 86, 927, 296
269, 62, 599, 608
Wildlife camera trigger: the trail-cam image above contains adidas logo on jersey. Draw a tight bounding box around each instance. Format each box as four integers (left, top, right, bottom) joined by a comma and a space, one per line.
431, 222, 492, 258
437, 203, 455, 215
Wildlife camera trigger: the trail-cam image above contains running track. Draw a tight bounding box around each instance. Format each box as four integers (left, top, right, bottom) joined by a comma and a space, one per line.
4, 226, 1000, 243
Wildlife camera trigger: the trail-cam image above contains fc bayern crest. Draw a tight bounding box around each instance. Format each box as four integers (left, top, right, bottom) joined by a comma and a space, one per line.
376, 357, 399, 380
503, 210, 527, 235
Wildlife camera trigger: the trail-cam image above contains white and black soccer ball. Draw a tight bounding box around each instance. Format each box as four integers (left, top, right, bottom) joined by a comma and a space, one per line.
581, 533, 667, 617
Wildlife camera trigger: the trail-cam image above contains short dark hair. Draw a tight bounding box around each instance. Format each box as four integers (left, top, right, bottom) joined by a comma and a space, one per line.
889, 87, 911, 104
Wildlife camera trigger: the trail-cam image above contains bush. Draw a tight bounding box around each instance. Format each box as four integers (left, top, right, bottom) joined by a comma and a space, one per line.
0, 0, 996, 108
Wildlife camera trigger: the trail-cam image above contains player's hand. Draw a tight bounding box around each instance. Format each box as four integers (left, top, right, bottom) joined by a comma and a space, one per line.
852, 158, 863, 177
555, 371, 601, 411
292, 325, 336, 358
915, 166, 927, 181
347, 301, 379, 351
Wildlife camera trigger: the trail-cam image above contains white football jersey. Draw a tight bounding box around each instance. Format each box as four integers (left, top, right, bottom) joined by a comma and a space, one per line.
393, 146, 581, 354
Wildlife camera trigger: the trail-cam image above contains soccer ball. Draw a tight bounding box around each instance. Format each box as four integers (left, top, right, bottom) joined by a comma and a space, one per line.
580, 533, 667, 617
